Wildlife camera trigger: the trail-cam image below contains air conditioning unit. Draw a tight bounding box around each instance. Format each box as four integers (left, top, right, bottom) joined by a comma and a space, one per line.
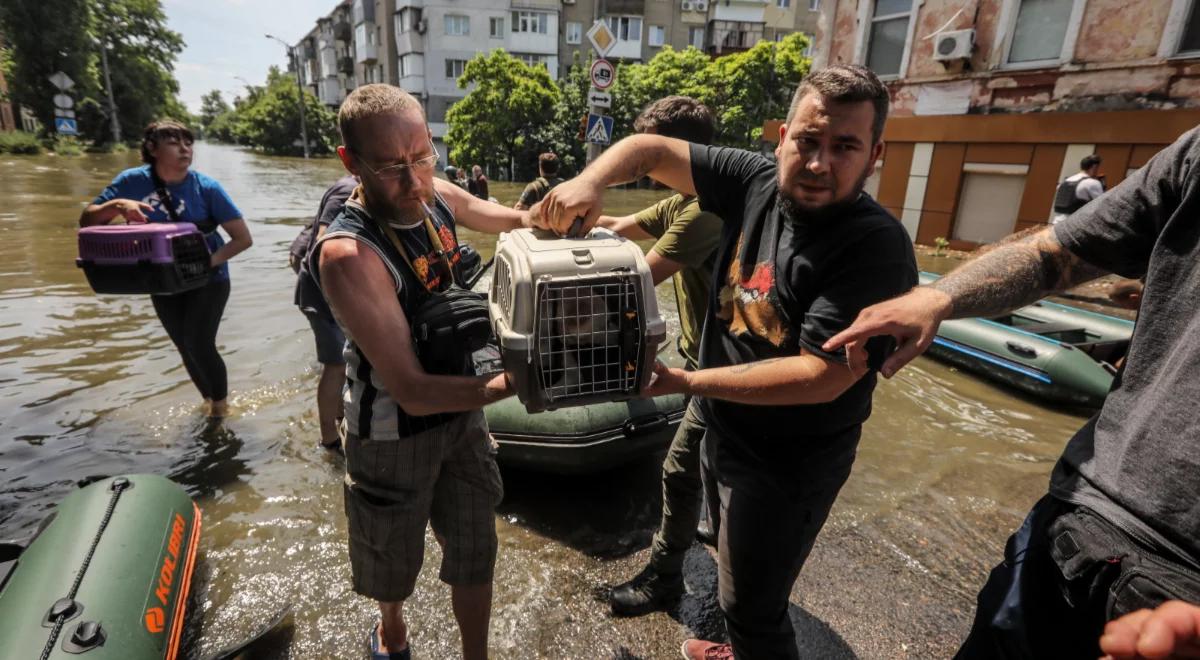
933, 29, 974, 62
416, 18, 428, 34
681, 0, 694, 10
489, 228, 665, 412
694, 0, 707, 10
563, 0, 576, 4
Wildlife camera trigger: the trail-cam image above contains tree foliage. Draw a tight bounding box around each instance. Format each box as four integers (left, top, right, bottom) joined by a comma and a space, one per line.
0, 0, 185, 144
445, 50, 560, 181
445, 34, 812, 176
198, 90, 231, 133
202, 68, 338, 156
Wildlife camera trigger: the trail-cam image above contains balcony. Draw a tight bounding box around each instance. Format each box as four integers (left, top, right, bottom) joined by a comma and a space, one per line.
707, 20, 764, 55
356, 22, 378, 62
357, 41, 379, 63
338, 56, 355, 74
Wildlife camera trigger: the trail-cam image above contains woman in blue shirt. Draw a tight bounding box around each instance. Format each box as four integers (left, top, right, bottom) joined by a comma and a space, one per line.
80, 120, 253, 418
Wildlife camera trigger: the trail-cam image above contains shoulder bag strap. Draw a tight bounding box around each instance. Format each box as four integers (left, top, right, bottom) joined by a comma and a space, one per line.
149, 168, 183, 224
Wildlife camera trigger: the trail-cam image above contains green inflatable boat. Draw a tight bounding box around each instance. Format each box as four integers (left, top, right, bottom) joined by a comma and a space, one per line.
0, 474, 201, 660
919, 272, 1134, 407
485, 392, 688, 473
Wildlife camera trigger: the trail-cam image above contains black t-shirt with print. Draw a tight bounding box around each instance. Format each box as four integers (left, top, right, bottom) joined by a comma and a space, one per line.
690, 143, 917, 469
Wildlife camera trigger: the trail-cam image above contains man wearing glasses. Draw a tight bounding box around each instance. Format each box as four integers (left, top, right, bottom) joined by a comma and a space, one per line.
311, 84, 537, 660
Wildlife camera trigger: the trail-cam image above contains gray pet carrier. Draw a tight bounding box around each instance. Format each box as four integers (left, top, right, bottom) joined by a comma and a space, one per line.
489, 228, 666, 412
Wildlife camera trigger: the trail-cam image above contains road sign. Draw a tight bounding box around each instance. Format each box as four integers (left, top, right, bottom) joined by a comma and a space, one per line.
587, 21, 616, 58
53, 94, 74, 110
587, 90, 612, 109
48, 72, 75, 91
54, 118, 79, 136
585, 113, 614, 145
590, 59, 616, 90
54, 109, 76, 119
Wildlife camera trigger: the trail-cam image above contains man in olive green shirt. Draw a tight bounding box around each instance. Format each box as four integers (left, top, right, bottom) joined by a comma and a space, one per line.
596, 96, 721, 616
514, 152, 565, 210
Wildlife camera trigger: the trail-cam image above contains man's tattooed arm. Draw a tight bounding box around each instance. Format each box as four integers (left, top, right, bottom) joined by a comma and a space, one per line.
933, 226, 1110, 320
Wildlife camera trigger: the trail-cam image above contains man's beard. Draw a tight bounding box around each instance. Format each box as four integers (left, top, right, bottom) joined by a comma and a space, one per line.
777, 167, 871, 224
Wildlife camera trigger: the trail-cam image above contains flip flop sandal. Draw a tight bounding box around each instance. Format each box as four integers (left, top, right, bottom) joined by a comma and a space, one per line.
368, 622, 411, 660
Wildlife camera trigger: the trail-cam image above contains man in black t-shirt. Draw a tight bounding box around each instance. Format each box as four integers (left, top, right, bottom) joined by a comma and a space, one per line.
537, 65, 917, 659
826, 128, 1200, 658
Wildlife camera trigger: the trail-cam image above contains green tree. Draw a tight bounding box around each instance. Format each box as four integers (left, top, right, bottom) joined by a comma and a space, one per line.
530, 51, 592, 177
707, 33, 812, 146
607, 46, 716, 144
231, 66, 337, 156
0, 0, 96, 133
86, 0, 185, 144
445, 50, 560, 180
0, 0, 186, 143
198, 90, 231, 132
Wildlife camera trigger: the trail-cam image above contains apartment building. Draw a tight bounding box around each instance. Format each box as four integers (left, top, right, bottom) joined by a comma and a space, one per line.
811, 0, 1200, 248
392, 0, 561, 162
560, 0, 819, 74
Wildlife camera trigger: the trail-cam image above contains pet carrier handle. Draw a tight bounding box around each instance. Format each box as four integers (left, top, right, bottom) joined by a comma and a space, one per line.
623, 413, 668, 438
567, 217, 585, 238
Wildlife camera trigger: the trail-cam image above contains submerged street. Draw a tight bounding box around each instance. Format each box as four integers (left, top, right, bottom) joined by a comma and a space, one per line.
0, 142, 1095, 658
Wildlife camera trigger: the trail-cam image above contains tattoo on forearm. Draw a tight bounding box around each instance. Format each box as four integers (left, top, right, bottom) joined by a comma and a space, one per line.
729, 357, 785, 374
933, 227, 1108, 319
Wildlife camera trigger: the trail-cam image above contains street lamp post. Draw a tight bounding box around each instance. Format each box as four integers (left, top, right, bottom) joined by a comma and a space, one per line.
266, 33, 310, 159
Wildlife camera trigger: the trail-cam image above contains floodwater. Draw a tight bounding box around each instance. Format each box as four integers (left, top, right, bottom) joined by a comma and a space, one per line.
0, 143, 1094, 658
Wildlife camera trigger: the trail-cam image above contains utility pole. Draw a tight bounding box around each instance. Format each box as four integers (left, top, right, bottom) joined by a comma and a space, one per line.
266, 34, 310, 159
99, 40, 121, 144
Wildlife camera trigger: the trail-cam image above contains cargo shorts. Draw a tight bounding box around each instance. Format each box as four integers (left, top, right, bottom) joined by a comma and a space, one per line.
342, 410, 503, 602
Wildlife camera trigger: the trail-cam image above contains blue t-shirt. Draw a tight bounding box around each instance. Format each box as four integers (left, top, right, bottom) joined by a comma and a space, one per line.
93, 165, 243, 281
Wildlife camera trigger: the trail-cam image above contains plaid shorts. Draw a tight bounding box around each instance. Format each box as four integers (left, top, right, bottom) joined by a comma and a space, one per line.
342, 410, 503, 602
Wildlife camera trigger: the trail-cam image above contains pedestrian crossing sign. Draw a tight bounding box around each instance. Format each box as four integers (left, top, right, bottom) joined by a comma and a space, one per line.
586, 113, 614, 145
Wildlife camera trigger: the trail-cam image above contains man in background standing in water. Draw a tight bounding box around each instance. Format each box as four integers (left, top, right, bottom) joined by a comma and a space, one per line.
513, 152, 564, 211
1051, 154, 1104, 224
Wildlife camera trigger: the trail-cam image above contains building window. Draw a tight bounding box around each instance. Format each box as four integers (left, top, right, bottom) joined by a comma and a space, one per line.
649, 25, 665, 47
1006, 0, 1076, 64
866, 0, 912, 77
445, 58, 467, 79
953, 173, 1028, 244
606, 15, 643, 42
490, 16, 504, 38
400, 53, 418, 78
566, 22, 582, 44
515, 53, 548, 69
778, 0, 791, 7
444, 14, 469, 36
809, 0, 820, 9
511, 11, 549, 34
1179, 1, 1200, 53
396, 7, 418, 34
689, 26, 705, 49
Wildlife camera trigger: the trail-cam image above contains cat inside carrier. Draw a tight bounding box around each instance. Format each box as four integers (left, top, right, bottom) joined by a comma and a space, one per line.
489, 228, 666, 412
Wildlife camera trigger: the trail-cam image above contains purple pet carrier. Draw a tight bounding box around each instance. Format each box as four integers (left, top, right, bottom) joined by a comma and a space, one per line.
76, 223, 212, 295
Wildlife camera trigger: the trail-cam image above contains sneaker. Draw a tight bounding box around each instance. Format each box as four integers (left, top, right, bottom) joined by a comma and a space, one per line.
609, 565, 684, 616
680, 639, 734, 659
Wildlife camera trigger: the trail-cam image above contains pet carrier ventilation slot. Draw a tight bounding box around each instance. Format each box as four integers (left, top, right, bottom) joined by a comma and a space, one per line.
490, 228, 665, 412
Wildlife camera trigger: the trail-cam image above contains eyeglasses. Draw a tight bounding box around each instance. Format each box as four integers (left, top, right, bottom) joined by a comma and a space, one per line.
357, 141, 439, 180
